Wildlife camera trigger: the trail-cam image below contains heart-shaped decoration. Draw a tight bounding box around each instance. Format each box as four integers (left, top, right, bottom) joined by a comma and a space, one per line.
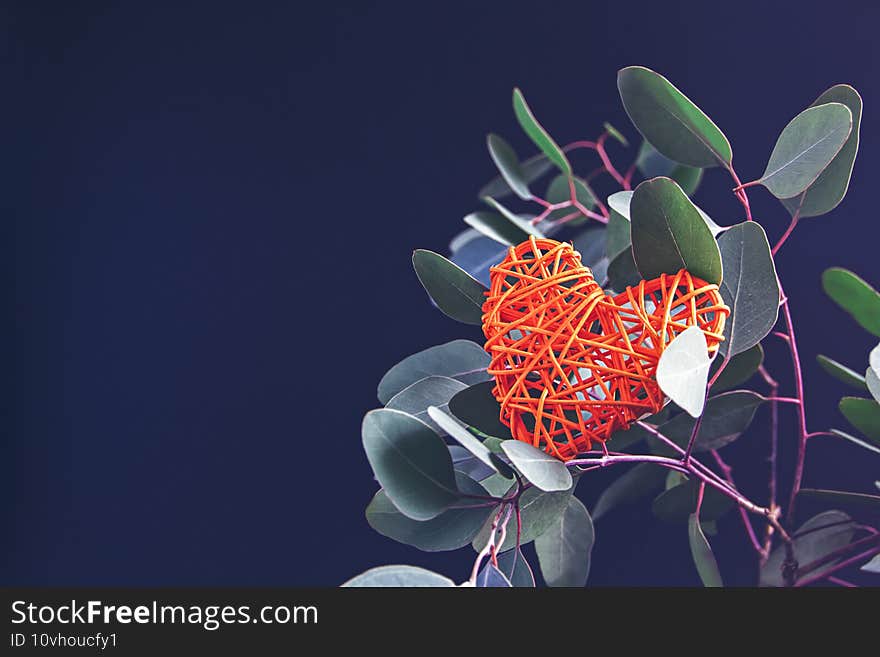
481, 237, 729, 461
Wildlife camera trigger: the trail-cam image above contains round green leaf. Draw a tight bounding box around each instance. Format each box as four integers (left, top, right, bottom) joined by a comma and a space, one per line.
822, 268, 880, 337
606, 193, 632, 260
448, 380, 513, 440
362, 409, 459, 520
427, 406, 513, 478
816, 354, 868, 391
635, 140, 704, 196
617, 66, 732, 168
652, 479, 733, 523
501, 440, 573, 492
386, 376, 468, 433
512, 88, 571, 176
464, 210, 533, 247
656, 390, 765, 453
486, 133, 532, 200
607, 186, 723, 237
480, 196, 544, 238
366, 472, 495, 551
377, 339, 490, 404
413, 249, 488, 325
630, 177, 722, 284
782, 85, 862, 217
591, 463, 667, 521
476, 562, 512, 587
472, 481, 575, 552
479, 152, 554, 200
760, 102, 852, 199
760, 511, 856, 587
656, 326, 711, 418
710, 344, 763, 393
545, 174, 597, 224
496, 548, 535, 587
688, 513, 723, 587
606, 247, 641, 292
839, 396, 880, 444
535, 497, 594, 587
342, 565, 455, 587
718, 222, 780, 356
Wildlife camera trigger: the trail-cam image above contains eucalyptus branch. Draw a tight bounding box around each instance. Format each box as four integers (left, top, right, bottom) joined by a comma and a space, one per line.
758, 363, 781, 563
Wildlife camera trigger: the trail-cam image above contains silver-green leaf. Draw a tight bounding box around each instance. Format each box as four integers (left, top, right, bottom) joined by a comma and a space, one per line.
501, 440, 572, 492
760, 102, 852, 199
718, 222, 779, 356
656, 326, 711, 418
534, 497, 594, 587
362, 409, 459, 520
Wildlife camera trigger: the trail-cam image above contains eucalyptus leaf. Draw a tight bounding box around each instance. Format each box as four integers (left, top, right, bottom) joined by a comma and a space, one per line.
710, 344, 763, 393
656, 390, 765, 453
861, 554, 880, 574
545, 174, 597, 224
486, 133, 532, 200
718, 222, 780, 356
606, 247, 641, 292
592, 463, 667, 521
607, 185, 723, 241
636, 140, 704, 196
472, 480, 576, 552
428, 406, 513, 478
501, 440, 572, 492
605, 420, 655, 452
569, 226, 608, 271
630, 177, 722, 284
617, 66, 732, 167
760, 102, 852, 199
822, 268, 880, 337
652, 479, 733, 523
656, 326, 711, 418
782, 85, 862, 218
448, 229, 506, 286
606, 195, 632, 260
476, 563, 512, 587
513, 88, 571, 176
829, 428, 880, 456
760, 510, 856, 587
413, 249, 488, 325
362, 409, 459, 520
366, 472, 495, 551
535, 497, 594, 587
688, 513, 723, 587
448, 380, 513, 439
342, 565, 456, 587
479, 152, 554, 200
496, 548, 536, 587
377, 340, 490, 404
603, 121, 629, 146
481, 196, 544, 238
868, 344, 880, 402
449, 445, 495, 481
839, 396, 880, 444
386, 376, 468, 433
798, 488, 880, 511
816, 354, 868, 391
463, 211, 532, 247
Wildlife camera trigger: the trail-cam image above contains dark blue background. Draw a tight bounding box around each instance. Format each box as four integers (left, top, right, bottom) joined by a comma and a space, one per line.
7, 1, 880, 586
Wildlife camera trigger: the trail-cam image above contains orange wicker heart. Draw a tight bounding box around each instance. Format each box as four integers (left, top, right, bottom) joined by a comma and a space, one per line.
481, 236, 729, 461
